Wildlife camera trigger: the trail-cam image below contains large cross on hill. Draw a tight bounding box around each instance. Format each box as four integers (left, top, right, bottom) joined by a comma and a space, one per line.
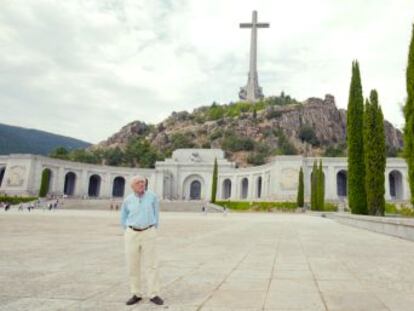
239, 11, 269, 102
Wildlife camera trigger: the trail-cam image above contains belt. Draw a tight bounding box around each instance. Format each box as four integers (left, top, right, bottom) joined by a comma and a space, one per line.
128, 225, 154, 232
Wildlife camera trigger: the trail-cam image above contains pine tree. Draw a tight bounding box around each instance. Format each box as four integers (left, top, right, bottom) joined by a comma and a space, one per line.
297, 167, 304, 207
39, 169, 50, 197
311, 160, 318, 210
364, 90, 386, 215
347, 61, 368, 214
211, 157, 218, 203
318, 160, 325, 211
404, 24, 414, 207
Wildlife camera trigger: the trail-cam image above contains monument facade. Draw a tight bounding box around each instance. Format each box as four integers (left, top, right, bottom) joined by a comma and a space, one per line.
0, 149, 410, 203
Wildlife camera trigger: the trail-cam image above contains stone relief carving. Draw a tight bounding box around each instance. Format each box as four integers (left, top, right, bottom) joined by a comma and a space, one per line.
279, 168, 299, 190
6, 165, 26, 187
190, 152, 201, 162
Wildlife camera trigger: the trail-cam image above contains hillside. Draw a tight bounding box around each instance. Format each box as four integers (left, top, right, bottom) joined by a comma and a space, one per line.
0, 123, 91, 155
94, 94, 403, 167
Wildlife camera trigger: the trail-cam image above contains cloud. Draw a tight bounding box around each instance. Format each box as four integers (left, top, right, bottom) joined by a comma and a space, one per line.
0, 0, 413, 143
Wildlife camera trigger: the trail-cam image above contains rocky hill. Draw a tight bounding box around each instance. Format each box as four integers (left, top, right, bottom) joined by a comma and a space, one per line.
95, 94, 403, 167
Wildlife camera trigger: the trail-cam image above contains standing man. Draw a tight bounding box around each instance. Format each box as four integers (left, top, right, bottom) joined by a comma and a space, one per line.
120, 175, 164, 306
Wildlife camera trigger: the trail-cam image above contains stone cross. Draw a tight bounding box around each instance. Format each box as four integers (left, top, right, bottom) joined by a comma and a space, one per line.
239, 10, 269, 102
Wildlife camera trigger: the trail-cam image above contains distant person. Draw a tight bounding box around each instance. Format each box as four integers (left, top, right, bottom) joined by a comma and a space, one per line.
18, 204, 23, 211
120, 175, 163, 306
5, 203, 10, 211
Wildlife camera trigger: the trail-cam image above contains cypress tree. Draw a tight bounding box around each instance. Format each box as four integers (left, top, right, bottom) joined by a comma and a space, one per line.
347, 61, 367, 214
318, 160, 325, 211
364, 90, 386, 216
211, 157, 218, 203
39, 169, 50, 197
404, 24, 414, 207
297, 167, 304, 207
311, 160, 318, 210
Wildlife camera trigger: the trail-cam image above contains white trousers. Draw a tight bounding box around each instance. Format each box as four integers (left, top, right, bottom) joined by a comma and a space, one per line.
124, 226, 160, 298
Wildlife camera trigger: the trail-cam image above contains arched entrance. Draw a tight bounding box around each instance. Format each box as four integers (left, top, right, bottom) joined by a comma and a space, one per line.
0, 167, 5, 187
88, 174, 101, 197
256, 176, 262, 198
337, 170, 347, 197
222, 179, 232, 199
112, 176, 125, 197
190, 180, 201, 200
64, 172, 76, 196
241, 178, 249, 199
389, 170, 403, 200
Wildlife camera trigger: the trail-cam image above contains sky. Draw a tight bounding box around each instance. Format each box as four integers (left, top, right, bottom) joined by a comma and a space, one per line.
0, 0, 413, 144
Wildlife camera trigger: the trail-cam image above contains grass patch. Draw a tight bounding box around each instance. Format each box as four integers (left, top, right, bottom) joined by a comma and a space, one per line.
215, 201, 298, 212
0, 195, 38, 205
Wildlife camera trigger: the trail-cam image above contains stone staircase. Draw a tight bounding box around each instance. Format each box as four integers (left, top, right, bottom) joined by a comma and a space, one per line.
60, 198, 223, 213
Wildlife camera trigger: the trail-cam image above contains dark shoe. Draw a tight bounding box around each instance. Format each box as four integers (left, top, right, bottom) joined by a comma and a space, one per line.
126, 295, 142, 305
150, 296, 164, 305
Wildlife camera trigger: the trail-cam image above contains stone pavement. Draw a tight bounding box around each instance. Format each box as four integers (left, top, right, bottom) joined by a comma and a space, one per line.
1, 209, 414, 311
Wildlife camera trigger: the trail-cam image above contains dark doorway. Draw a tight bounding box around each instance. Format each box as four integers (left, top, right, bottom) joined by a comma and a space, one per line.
337, 170, 347, 197
64, 172, 76, 196
112, 176, 126, 197
190, 180, 201, 200
88, 174, 101, 197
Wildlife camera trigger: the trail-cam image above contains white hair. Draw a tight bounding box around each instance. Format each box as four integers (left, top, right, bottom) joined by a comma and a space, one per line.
130, 175, 146, 185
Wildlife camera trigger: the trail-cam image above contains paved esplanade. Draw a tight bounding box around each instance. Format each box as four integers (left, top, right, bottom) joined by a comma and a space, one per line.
1, 210, 414, 311
239, 10, 269, 102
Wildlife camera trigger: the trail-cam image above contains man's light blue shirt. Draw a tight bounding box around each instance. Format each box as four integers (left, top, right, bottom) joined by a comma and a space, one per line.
120, 190, 159, 229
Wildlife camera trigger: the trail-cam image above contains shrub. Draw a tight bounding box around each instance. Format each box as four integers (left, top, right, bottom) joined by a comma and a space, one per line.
0, 195, 38, 205
299, 125, 319, 146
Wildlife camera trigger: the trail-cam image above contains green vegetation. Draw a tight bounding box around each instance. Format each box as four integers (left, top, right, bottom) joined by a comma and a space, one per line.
222, 131, 255, 152
310, 160, 325, 211
211, 158, 218, 203
403, 24, 414, 207
323, 202, 338, 212
49, 137, 162, 168
202, 92, 298, 121
296, 167, 304, 207
364, 90, 386, 216
298, 125, 319, 146
215, 201, 298, 212
0, 195, 38, 205
274, 129, 298, 155
385, 203, 414, 217
38, 169, 51, 197
323, 144, 346, 157
347, 61, 368, 215
317, 160, 325, 211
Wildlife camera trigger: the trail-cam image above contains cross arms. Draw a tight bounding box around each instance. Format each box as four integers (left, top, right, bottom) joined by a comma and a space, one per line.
240, 23, 270, 28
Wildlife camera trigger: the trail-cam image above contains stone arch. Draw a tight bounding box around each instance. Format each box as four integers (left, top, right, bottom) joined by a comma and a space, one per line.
222, 178, 232, 199
64, 172, 76, 196
182, 174, 205, 200
337, 170, 347, 197
256, 176, 262, 198
389, 170, 403, 200
240, 177, 249, 199
0, 167, 5, 187
88, 174, 101, 197
112, 176, 126, 197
